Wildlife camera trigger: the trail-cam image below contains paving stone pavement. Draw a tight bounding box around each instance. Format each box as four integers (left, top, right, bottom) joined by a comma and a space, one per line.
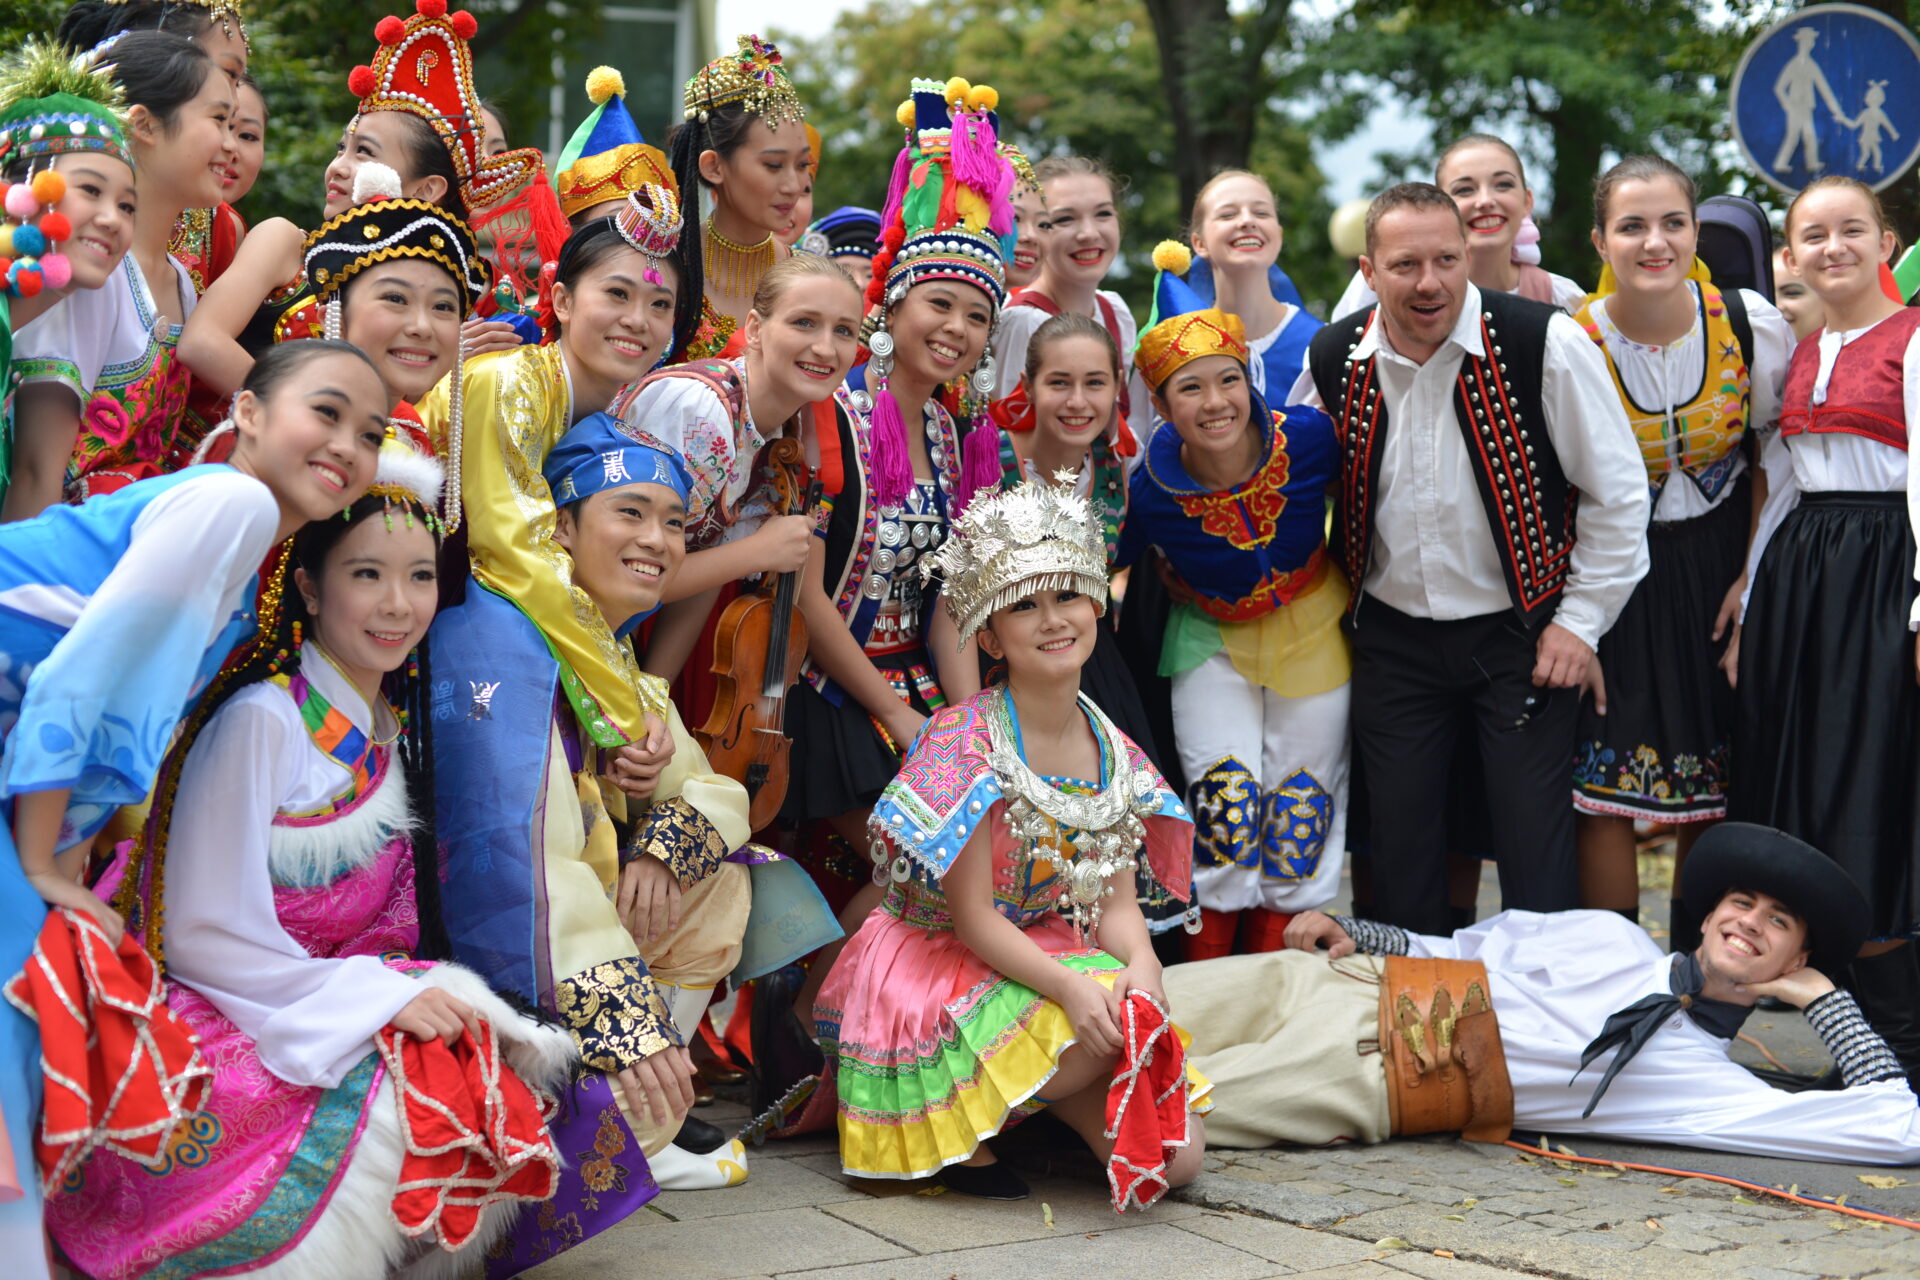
518, 852, 1920, 1279
513, 1096, 1920, 1280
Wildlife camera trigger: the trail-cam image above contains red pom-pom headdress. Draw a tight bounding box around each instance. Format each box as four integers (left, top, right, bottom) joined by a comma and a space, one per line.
347, 0, 548, 214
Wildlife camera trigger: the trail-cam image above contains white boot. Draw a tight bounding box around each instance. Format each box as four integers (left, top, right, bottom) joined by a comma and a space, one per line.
650, 1137, 750, 1190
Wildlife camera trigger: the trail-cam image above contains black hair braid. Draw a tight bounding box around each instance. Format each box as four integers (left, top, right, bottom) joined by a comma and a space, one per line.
665, 119, 709, 359
395, 637, 452, 961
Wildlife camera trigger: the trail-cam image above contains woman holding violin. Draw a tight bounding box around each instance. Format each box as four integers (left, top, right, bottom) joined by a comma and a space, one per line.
633, 255, 867, 690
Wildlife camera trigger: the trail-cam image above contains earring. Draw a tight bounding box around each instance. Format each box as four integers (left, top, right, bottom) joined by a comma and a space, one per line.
969, 349, 996, 398
323, 299, 342, 341
867, 324, 894, 380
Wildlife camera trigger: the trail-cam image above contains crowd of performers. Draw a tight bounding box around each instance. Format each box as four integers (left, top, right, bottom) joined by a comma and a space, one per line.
0, 1, 1917, 1276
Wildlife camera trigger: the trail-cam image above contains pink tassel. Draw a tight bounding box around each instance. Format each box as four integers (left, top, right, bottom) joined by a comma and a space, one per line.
868, 379, 915, 508
951, 112, 1014, 236
955, 412, 1003, 516
878, 143, 914, 239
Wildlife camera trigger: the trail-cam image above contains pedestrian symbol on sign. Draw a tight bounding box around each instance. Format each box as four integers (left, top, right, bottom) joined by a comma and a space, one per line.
1731, 3, 1920, 194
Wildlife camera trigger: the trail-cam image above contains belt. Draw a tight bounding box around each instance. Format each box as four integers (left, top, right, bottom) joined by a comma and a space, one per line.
1378, 956, 1514, 1144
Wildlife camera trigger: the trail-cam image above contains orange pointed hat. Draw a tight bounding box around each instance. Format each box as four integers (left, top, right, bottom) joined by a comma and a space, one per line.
346, 0, 545, 214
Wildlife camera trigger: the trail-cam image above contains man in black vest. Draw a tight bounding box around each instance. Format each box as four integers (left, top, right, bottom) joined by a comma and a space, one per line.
1297, 183, 1648, 934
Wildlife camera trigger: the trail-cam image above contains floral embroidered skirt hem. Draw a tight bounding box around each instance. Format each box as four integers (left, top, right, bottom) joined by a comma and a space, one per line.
815, 913, 1212, 1180
1573, 482, 1746, 823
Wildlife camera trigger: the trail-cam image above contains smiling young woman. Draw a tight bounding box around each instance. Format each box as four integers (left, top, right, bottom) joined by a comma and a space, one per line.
1732, 175, 1920, 1091
1567, 156, 1794, 937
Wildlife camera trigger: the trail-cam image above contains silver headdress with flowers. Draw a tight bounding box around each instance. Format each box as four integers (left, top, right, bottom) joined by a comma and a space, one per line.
921, 473, 1109, 648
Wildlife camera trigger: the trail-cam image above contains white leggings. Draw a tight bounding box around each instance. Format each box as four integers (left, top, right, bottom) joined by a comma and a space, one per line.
1170, 647, 1350, 914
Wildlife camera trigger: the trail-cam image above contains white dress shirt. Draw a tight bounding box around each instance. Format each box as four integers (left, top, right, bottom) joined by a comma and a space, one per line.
1740, 319, 1920, 623
1411, 910, 1920, 1164
1290, 284, 1650, 647
1582, 287, 1793, 522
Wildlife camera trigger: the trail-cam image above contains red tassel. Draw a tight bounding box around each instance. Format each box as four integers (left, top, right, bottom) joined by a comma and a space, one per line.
535, 260, 560, 343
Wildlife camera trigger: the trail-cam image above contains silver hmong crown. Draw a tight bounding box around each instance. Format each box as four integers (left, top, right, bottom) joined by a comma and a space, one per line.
923, 474, 1109, 647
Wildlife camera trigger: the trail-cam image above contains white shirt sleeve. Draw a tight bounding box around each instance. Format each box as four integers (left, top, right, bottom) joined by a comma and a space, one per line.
1538, 313, 1651, 647
162, 686, 425, 1089
1741, 290, 1794, 439
992, 307, 1045, 402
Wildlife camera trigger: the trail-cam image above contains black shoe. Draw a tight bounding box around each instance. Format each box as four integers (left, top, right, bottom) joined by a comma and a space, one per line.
675, 1113, 730, 1155
750, 963, 825, 1116
1846, 945, 1920, 1091
937, 1159, 1031, 1201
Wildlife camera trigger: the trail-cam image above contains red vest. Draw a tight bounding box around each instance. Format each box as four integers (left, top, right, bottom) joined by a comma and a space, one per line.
1780, 307, 1920, 451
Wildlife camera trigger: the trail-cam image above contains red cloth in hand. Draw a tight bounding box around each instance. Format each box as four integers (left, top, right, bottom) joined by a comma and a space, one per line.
1102, 989, 1191, 1213
1, 908, 211, 1193
375, 1018, 560, 1251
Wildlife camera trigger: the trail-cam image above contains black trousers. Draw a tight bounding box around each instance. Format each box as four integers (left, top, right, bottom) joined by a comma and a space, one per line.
1346, 594, 1579, 934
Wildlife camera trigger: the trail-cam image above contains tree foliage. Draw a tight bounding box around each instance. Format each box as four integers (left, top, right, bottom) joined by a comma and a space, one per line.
778, 0, 1341, 314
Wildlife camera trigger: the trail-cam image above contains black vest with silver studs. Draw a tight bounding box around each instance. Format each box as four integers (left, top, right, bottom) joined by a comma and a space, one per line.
1307, 293, 1574, 626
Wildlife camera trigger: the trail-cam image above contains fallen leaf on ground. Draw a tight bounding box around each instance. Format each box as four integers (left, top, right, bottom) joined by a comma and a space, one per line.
1442, 1214, 1466, 1222
1556, 1143, 1579, 1157
1587, 1168, 1621, 1178
1460, 1198, 1478, 1208
1557, 1177, 1578, 1187
1732, 1194, 1757, 1205
1645, 1218, 1663, 1230
1042, 1202, 1054, 1228
915, 1184, 949, 1197
1659, 1186, 1684, 1194
1374, 1236, 1412, 1250
1859, 1175, 1908, 1189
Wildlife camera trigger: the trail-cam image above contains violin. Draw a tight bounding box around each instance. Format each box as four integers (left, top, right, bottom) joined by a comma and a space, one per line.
695, 436, 815, 830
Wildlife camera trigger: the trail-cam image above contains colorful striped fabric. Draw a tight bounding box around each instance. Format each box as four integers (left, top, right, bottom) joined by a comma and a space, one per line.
271, 672, 376, 804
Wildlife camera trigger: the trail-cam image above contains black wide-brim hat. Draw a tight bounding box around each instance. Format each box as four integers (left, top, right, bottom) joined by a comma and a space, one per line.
1681, 823, 1870, 974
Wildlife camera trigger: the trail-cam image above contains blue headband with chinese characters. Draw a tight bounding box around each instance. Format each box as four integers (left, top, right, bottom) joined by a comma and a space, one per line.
542, 411, 694, 507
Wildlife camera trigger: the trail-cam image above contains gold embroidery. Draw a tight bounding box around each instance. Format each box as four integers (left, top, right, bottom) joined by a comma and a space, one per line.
622, 795, 731, 886
553, 955, 678, 1071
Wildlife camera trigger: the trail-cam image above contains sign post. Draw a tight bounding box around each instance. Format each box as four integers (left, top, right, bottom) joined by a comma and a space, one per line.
1730, 3, 1920, 195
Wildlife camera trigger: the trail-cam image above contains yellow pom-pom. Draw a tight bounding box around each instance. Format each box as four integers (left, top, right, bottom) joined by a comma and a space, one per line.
585, 66, 625, 105
944, 77, 972, 105
965, 85, 998, 114
896, 99, 916, 129
1151, 240, 1192, 275
30, 169, 65, 204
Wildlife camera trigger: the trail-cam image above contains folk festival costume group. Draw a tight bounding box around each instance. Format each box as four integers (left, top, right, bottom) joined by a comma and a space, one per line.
0, 1, 1919, 1276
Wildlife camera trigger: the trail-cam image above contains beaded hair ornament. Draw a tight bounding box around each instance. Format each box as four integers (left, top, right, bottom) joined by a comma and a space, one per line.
303, 161, 480, 534
864, 75, 1021, 516
613, 182, 683, 288
366, 435, 446, 534
682, 34, 805, 127
347, 0, 546, 214
922, 477, 1109, 648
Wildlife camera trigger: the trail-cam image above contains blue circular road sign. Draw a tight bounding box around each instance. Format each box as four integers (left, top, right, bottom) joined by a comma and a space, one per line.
1731, 3, 1920, 194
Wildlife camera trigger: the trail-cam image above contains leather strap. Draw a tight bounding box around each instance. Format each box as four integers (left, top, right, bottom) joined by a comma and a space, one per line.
1378, 956, 1514, 1143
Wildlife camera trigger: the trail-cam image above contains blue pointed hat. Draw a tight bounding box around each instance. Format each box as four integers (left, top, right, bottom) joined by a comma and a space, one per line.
555, 66, 673, 220
1183, 254, 1306, 311
1136, 241, 1249, 389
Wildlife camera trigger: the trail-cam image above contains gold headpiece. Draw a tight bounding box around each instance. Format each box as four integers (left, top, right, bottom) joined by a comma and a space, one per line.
683, 34, 804, 127
1135, 240, 1250, 390
924, 477, 1109, 648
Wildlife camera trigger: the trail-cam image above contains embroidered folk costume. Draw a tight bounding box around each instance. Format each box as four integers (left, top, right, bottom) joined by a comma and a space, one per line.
1165, 825, 1920, 1163
1735, 305, 1920, 942
5, 50, 200, 500
679, 36, 806, 362
414, 179, 687, 748
815, 481, 1212, 1182
1569, 272, 1791, 822
432, 416, 838, 1267
0, 464, 282, 1280
46, 445, 573, 1279
781, 74, 1021, 822
1298, 279, 1648, 934
1116, 253, 1352, 947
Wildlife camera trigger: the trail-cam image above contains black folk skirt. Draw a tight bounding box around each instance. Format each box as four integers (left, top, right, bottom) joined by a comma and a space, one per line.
1574, 478, 1747, 823
1733, 490, 1920, 938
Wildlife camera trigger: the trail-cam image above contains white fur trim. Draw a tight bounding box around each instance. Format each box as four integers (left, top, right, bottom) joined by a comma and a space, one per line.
267, 757, 413, 888
414, 963, 579, 1094
374, 440, 446, 512
354, 162, 405, 205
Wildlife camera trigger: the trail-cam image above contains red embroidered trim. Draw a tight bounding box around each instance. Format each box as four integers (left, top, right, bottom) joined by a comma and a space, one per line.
1172, 415, 1291, 549
1183, 547, 1328, 623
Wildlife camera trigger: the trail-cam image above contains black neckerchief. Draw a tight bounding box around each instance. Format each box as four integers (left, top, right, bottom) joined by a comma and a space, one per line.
1571, 952, 1751, 1117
